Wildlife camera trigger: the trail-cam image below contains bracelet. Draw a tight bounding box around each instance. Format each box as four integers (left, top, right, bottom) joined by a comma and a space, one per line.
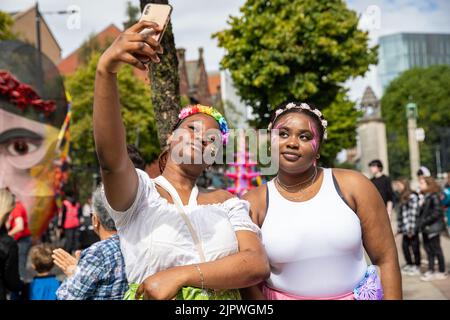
195, 264, 204, 290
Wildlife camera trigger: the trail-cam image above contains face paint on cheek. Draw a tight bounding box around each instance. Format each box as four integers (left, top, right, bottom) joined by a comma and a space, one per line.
308, 121, 319, 154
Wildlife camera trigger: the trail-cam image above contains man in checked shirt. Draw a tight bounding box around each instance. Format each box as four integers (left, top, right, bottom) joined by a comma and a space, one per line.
52, 185, 128, 300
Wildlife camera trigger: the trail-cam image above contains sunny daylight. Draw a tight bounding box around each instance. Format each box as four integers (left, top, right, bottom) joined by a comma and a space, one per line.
0, 0, 449, 308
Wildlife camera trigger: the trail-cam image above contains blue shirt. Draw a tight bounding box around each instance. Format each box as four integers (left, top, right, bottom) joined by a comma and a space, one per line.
29, 275, 60, 300
56, 234, 128, 300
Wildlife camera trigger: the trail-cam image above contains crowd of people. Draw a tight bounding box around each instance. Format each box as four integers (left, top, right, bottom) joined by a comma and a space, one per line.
0, 21, 449, 301
392, 167, 449, 281
367, 159, 449, 281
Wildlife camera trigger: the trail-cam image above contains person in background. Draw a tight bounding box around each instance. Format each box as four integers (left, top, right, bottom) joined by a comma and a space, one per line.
416, 166, 432, 206
395, 179, 421, 276
59, 195, 81, 254
6, 198, 32, 280
368, 160, 395, 219
441, 173, 450, 234
25, 244, 60, 300
418, 177, 447, 281
417, 166, 431, 180
79, 197, 99, 249
53, 185, 128, 300
0, 189, 21, 300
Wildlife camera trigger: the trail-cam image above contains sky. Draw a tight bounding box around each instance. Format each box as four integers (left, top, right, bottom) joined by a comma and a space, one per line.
1, 0, 450, 102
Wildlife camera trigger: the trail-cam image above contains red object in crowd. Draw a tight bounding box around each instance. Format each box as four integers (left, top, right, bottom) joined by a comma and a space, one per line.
63, 200, 80, 229
8, 201, 31, 241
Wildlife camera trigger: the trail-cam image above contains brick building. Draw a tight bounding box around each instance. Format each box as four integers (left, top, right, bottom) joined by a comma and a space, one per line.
177, 47, 214, 106
57, 24, 147, 81
10, 4, 62, 65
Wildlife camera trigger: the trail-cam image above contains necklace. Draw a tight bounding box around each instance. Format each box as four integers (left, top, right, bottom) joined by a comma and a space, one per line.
275, 167, 318, 191
275, 167, 319, 201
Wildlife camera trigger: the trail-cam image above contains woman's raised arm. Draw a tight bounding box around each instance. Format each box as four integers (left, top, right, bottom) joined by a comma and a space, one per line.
93, 21, 162, 211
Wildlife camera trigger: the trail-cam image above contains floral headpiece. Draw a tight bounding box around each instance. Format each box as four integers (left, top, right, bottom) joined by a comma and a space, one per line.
268, 102, 328, 140
0, 71, 56, 116
177, 104, 230, 144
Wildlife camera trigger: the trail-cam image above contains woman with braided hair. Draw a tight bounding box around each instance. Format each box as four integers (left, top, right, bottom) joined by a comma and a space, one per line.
242, 102, 402, 300
93, 20, 269, 300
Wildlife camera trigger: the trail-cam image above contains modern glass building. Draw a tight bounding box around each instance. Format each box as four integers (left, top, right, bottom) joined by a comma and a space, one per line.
378, 33, 450, 92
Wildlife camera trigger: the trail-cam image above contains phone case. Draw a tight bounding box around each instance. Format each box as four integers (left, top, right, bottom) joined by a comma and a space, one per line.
139, 3, 173, 43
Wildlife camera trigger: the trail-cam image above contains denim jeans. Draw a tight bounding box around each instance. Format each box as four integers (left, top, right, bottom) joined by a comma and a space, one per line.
17, 236, 32, 280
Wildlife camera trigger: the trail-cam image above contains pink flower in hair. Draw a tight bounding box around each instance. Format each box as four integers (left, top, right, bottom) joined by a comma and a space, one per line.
178, 107, 192, 119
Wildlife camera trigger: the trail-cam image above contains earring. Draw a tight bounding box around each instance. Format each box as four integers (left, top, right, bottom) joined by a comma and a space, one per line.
210, 145, 217, 157
316, 154, 321, 159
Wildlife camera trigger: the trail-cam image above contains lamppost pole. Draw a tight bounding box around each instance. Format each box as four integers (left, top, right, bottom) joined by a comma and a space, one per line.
34, 2, 79, 55
35, 2, 42, 53
406, 101, 420, 188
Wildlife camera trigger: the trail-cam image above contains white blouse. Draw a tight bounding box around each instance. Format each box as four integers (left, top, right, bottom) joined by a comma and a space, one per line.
102, 169, 261, 284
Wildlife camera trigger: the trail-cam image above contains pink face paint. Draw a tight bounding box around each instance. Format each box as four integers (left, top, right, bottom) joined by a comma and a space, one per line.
308, 120, 319, 154
274, 121, 286, 130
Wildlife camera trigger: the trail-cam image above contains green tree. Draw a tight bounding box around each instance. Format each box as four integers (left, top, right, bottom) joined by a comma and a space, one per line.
123, 1, 140, 29
0, 11, 17, 40
66, 53, 160, 199
140, 0, 181, 147
214, 0, 376, 165
381, 65, 450, 178
78, 34, 114, 65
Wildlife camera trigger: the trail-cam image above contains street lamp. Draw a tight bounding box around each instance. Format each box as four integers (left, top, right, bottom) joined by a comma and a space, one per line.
35, 2, 79, 54
406, 101, 421, 188
34, 2, 79, 97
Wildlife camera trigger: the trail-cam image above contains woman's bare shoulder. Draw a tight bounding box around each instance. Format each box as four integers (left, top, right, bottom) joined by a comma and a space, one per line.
242, 184, 267, 204
200, 188, 235, 203
242, 184, 268, 226
332, 168, 372, 186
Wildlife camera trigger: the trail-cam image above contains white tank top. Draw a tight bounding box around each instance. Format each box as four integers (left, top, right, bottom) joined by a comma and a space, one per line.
261, 168, 367, 298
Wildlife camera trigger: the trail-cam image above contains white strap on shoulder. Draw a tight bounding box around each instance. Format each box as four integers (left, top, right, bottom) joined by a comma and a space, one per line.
153, 176, 206, 263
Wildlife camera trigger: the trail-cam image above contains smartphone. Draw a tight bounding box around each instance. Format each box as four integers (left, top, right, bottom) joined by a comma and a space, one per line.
139, 3, 172, 43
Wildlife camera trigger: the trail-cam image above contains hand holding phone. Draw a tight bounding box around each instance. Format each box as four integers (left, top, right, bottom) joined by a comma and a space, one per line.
97, 5, 171, 73
139, 3, 172, 43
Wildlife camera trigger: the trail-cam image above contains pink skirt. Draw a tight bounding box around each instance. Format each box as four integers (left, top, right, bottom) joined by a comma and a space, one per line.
262, 285, 355, 300
261, 265, 384, 300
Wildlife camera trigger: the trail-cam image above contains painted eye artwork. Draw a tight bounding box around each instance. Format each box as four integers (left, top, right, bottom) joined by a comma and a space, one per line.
0, 40, 68, 241
6, 138, 41, 156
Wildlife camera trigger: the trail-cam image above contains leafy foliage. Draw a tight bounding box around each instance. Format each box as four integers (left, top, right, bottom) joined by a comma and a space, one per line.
66, 53, 160, 198
123, 1, 140, 29
0, 11, 17, 40
381, 65, 450, 178
214, 0, 377, 164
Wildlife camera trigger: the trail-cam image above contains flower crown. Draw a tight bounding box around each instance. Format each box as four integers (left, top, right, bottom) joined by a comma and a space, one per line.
268, 102, 328, 140
0, 70, 56, 116
178, 104, 230, 144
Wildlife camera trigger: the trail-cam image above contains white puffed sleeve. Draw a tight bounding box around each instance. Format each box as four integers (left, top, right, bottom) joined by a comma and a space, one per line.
222, 197, 261, 238
102, 168, 156, 229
